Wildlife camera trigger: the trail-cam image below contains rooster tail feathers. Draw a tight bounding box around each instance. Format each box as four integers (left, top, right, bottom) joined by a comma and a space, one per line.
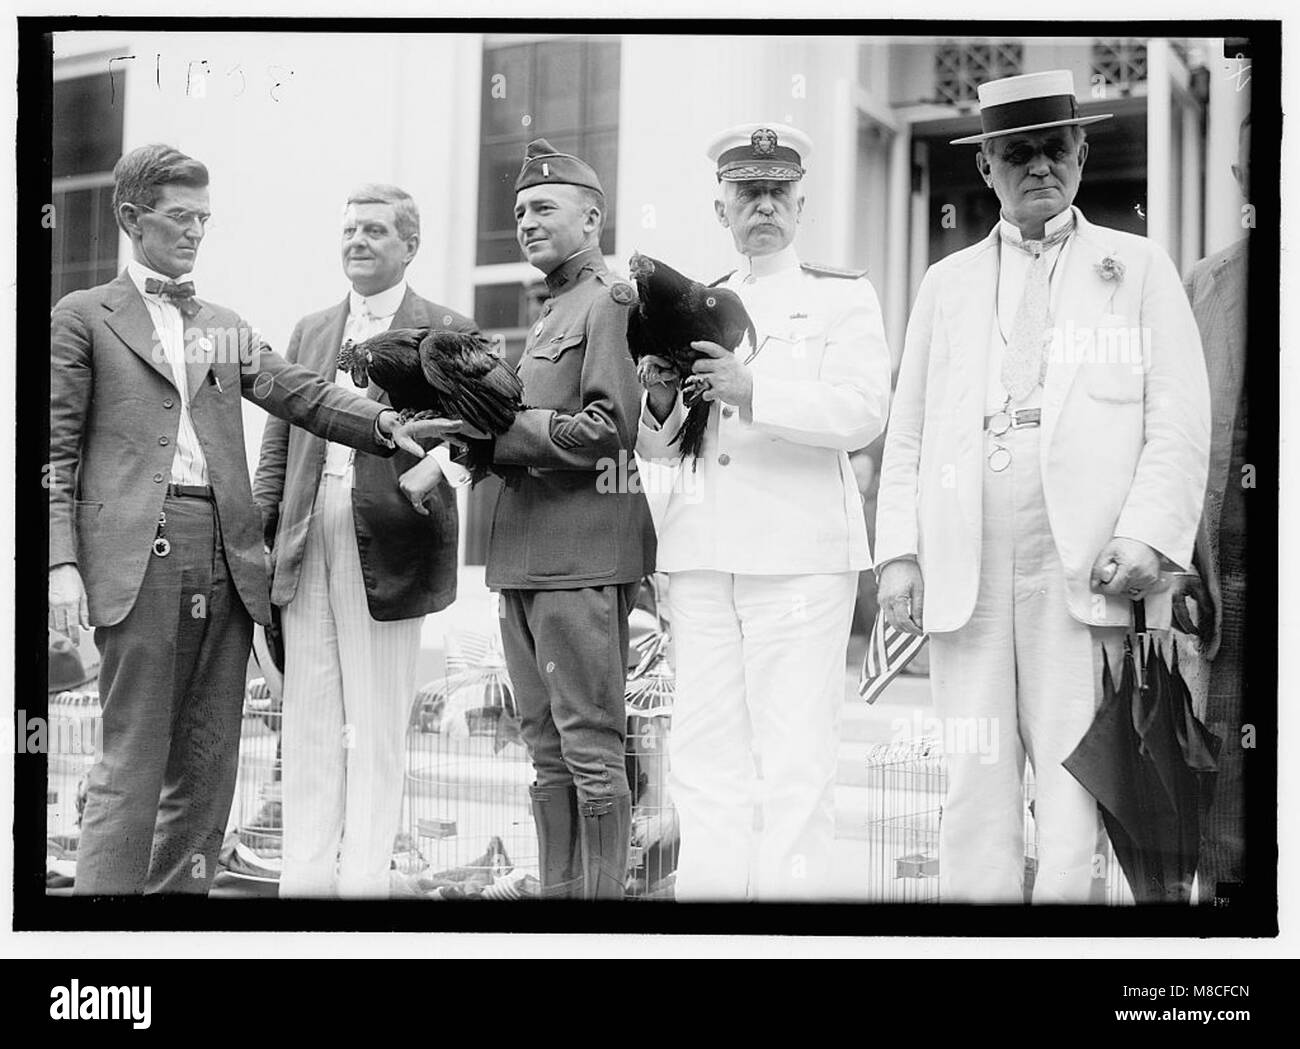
671, 401, 710, 463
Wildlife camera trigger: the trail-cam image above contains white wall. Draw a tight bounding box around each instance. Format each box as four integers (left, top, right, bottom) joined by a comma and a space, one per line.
56, 30, 482, 474
615, 34, 859, 284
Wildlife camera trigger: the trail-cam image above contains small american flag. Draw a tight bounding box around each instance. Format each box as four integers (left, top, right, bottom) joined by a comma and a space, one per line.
858, 611, 928, 704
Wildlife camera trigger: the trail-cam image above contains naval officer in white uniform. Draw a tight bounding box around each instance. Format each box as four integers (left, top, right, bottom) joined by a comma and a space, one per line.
637, 123, 892, 900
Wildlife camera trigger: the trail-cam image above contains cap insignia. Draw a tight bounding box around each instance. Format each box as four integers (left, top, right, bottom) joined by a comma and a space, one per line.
751, 128, 778, 156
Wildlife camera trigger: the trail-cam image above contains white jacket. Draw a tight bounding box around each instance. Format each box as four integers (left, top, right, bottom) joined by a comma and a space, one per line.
637, 247, 892, 575
875, 211, 1211, 632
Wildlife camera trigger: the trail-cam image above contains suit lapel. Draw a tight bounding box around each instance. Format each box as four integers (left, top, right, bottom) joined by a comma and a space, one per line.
1041, 213, 1114, 453
102, 272, 177, 389
1209, 247, 1247, 406
390, 286, 427, 330
943, 228, 999, 539
185, 302, 216, 398
316, 298, 352, 377
945, 227, 999, 427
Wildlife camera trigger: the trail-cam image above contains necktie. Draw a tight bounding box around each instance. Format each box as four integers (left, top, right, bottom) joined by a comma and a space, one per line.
999, 218, 1074, 401
144, 278, 200, 319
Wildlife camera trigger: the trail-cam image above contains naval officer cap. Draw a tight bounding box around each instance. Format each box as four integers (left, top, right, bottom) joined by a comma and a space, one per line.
707, 122, 812, 182
514, 138, 605, 197
950, 69, 1112, 145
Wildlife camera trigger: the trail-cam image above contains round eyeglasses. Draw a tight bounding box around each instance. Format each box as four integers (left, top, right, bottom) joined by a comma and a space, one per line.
131, 203, 214, 231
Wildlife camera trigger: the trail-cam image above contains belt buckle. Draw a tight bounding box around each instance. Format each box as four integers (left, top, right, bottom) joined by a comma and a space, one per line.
987, 409, 1012, 437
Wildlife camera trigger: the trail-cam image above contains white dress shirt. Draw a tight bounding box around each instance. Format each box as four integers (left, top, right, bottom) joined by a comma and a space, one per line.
985, 205, 1078, 413
127, 258, 210, 486
324, 280, 469, 486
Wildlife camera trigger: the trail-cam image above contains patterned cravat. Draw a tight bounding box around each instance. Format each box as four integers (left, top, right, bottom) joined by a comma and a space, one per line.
1000, 217, 1075, 400
144, 277, 200, 318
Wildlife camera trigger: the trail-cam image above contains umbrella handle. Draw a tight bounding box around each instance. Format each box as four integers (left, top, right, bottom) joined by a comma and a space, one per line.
1130, 598, 1147, 636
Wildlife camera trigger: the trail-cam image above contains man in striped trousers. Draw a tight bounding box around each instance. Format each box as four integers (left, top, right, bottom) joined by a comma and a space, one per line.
254, 184, 478, 897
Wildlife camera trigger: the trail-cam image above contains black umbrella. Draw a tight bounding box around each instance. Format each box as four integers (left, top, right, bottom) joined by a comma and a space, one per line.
1063, 601, 1220, 903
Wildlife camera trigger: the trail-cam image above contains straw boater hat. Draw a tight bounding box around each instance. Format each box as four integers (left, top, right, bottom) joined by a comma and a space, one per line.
950, 69, 1112, 145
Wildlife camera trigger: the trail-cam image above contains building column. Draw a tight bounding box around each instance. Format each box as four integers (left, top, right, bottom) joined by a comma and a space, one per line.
1145, 39, 1173, 255
886, 120, 911, 371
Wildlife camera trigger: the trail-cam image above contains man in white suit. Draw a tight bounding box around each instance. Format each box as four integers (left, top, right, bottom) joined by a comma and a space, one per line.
638, 123, 892, 900
875, 71, 1210, 904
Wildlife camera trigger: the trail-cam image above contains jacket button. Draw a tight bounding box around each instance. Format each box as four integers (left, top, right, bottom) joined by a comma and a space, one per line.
163, 398, 174, 409
159, 436, 169, 446
721, 406, 735, 419
153, 472, 164, 483
718, 453, 731, 466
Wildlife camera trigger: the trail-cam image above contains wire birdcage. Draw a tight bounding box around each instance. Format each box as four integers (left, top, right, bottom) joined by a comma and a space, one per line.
404, 625, 538, 898
45, 688, 101, 887
624, 577, 679, 899
863, 736, 1132, 904
218, 686, 284, 888
862, 735, 945, 902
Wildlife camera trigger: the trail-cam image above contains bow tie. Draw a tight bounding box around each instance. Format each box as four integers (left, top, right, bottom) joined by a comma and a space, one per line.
144, 278, 200, 318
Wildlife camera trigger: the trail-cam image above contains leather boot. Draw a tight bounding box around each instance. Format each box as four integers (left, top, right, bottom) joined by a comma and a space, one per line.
579, 792, 632, 900
530, 784, 583, 899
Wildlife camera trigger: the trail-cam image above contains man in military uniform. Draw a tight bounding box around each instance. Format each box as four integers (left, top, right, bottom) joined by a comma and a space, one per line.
637, 123, 892, 900
407, 140, 654, 899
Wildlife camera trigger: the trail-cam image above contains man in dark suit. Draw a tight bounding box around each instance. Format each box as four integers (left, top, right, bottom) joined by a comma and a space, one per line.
1178, 113, 1252, 903
405, 140, 655, 899
48, 144, 424, 895
253, 183, 477, 897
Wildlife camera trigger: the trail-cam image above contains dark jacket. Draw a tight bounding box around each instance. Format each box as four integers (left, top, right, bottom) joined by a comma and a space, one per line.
49, 271, 391, 628
478, 249, 656, 590
253, 287, 476, 621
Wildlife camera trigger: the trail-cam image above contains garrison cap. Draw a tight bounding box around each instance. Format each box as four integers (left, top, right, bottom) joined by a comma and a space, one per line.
707, 122, 812, 182
514, 138, 605, 196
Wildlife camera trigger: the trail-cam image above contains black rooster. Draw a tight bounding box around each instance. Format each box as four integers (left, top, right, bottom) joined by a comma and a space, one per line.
338, 329, 525, 483
625, 252, 756, 465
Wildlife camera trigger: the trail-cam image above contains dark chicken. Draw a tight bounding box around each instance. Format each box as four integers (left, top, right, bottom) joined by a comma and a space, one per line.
337, 328, 525, 482
625, 252, 756, 464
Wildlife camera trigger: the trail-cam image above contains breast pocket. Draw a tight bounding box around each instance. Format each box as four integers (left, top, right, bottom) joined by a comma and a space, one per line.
530, 330, 585, 363
752, 321, 827, 380
1080, 314, 1145, 404
523, 330, 585, 411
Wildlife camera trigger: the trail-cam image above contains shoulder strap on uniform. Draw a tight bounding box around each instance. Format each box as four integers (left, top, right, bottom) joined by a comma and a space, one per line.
707, 272, 735, 287
800, 262, 869, 280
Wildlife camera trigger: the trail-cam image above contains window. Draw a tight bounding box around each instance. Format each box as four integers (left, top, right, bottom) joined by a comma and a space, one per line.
476, 37, 620, 265
473, 281, 548, 365
466, 37, 622, 566
1092, 39, 1149, 94
52, 71, 124, 304
934, 43, 1024, 107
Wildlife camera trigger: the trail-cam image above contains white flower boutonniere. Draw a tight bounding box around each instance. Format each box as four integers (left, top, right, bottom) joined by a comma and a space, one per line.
1096, 254, 1126, 283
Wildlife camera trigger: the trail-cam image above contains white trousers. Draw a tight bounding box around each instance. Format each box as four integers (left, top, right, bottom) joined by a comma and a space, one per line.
667, 570, 857, 901
278, 472, 422, 898
928, 426, 1123, 904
